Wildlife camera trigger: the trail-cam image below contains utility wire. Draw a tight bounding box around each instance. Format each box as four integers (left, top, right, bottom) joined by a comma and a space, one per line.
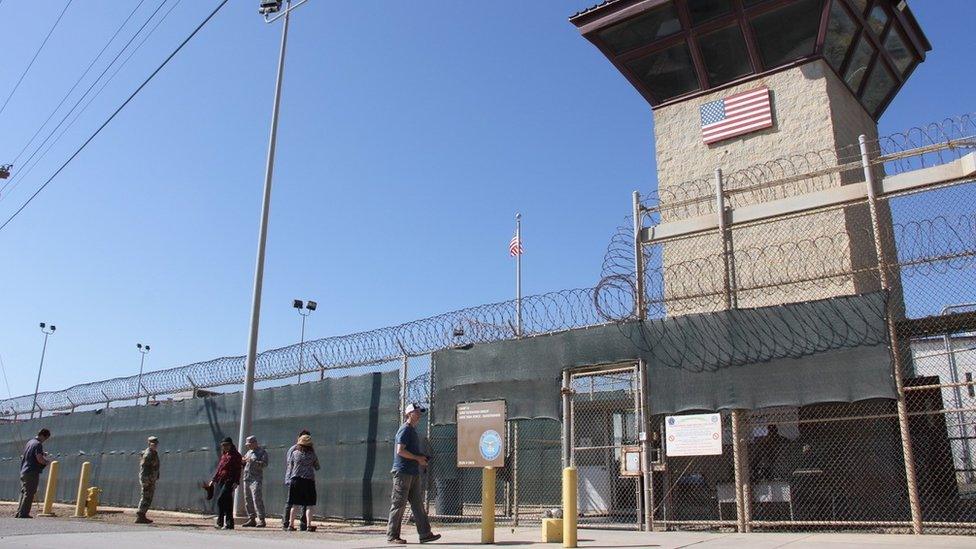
0, 0, 177, 203
0, 0, 168, 200
9, 0, 148, 168
0, 0, 74, 118
2, 1, 183, 204
0, 0, 229, 234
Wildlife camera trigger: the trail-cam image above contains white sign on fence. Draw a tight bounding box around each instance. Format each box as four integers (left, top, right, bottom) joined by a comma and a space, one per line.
665, 413, 723, 456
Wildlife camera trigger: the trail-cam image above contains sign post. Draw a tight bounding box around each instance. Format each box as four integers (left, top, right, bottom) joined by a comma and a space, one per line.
458, 400, 506, 545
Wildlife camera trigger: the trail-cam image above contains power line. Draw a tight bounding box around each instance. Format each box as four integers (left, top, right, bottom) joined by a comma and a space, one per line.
0, 0, 229, 234
0, 0, 74, 118
0, 1, 184, 203
9, 0, 149, 168
0, 0, 168, 200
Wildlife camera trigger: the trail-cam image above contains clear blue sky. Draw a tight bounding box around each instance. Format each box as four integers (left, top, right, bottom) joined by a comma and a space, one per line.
0, 1, 973, 400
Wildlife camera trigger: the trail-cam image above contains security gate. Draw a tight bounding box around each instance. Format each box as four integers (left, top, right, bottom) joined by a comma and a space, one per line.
569, 364, 646, 529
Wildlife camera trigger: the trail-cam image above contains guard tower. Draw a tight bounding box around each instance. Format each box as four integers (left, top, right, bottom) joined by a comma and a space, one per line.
571, 0, 930, 312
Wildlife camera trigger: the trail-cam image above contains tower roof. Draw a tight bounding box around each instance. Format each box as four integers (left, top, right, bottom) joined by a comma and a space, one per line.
570, 0, 930, 119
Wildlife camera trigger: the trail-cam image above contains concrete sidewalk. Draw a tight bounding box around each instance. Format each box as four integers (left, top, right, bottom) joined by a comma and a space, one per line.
3, 516, 976, 549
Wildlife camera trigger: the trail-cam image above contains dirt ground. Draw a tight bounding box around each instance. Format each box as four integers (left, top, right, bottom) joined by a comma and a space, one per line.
0, 501, 390, 538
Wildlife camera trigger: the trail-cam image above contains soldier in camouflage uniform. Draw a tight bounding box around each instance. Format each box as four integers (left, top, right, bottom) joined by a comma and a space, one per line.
135, 436, 160, 524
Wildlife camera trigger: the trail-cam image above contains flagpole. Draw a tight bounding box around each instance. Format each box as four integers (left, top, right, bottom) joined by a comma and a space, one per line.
516, 212, 522, 338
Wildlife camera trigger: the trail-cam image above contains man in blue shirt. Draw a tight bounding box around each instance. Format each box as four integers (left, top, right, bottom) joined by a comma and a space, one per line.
386, 403, 440, 544
15, 428, 50, 519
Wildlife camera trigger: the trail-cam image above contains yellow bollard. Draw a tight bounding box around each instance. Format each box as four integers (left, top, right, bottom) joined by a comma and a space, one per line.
73, 462, 92, 517
85, 486, 102, 517
38, 460, 59, 517
481, 467, 496, 544
562, 467, 577, 548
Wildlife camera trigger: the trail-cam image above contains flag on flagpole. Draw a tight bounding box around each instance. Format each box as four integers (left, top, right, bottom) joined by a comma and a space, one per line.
509, 233, 523, 257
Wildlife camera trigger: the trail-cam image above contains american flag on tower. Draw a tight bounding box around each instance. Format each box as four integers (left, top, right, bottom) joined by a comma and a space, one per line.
699, 87, 773, 145
509, 233, 523, 257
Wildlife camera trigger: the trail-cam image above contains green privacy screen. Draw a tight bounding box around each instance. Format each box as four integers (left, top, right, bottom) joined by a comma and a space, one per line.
0, 370, 400, 520
432, 292, 896, 422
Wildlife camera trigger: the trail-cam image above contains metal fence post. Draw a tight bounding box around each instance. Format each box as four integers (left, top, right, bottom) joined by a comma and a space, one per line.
638, 358, 653, 531
425, 355, 435, 515
513, 420, 520, 528
633, 191, 647, 320
716, 168, 751, 532
399, 354, 409, 418
562, 370, 573, 468
859, 134, 923, 534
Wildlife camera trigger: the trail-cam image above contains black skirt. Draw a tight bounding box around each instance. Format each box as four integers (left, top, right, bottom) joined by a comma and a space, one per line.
288, 477, 317, 506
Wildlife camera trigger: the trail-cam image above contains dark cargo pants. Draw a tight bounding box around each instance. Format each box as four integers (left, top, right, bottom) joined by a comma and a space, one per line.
16, 470, 40, 518
386, 472, 431, 541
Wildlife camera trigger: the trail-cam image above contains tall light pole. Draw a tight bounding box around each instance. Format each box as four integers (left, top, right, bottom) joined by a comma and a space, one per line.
136, 343, 151, 406
30, 322, 56, 420
293, 299, 316, 383
238, 0, 308, 487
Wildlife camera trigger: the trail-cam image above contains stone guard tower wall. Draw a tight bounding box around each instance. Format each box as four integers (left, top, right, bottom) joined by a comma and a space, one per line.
652, 59, 892, 314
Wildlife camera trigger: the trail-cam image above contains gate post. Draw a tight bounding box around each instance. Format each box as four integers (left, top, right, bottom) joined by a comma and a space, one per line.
859, 134, 923, 534
638, 359, 653, 531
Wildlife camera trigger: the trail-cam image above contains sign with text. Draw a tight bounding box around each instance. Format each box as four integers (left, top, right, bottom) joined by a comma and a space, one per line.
665, 413, 723, 457
457, 400, 506, 467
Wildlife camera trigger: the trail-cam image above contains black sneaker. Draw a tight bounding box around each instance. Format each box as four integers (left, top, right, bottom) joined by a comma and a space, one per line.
420, 533, 441, 543
241, 519, 257, 528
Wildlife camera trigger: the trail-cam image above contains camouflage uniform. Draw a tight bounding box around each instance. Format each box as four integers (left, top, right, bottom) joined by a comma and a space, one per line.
138, 446, 160, 514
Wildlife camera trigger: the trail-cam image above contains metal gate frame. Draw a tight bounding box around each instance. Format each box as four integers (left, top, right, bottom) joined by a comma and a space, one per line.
563, 362, 650, 531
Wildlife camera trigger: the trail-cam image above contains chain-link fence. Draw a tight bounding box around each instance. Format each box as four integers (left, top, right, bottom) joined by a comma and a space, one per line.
619, 114, 976, 535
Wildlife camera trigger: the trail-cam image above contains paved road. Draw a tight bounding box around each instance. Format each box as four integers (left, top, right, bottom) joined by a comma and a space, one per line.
3, 516, 976, 548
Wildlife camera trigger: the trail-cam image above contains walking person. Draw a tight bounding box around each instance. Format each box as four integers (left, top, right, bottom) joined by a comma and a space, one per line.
282, 429, 310, 530
135, 436, 160, 524
387, 404, 440, 545
241, 435, 269, 528
14, 428, 50, 519
209, 437, 243, 530
283, 433, 319, 532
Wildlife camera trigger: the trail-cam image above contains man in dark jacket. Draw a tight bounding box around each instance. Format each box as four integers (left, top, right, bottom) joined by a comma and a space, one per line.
15, 428, 50, 519
209, 437, 243, 529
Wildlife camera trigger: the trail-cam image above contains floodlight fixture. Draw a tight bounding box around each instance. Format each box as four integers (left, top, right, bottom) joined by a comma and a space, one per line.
293, 299, 303, 309
306, 300, 317, 311
259, 0, 282, 15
